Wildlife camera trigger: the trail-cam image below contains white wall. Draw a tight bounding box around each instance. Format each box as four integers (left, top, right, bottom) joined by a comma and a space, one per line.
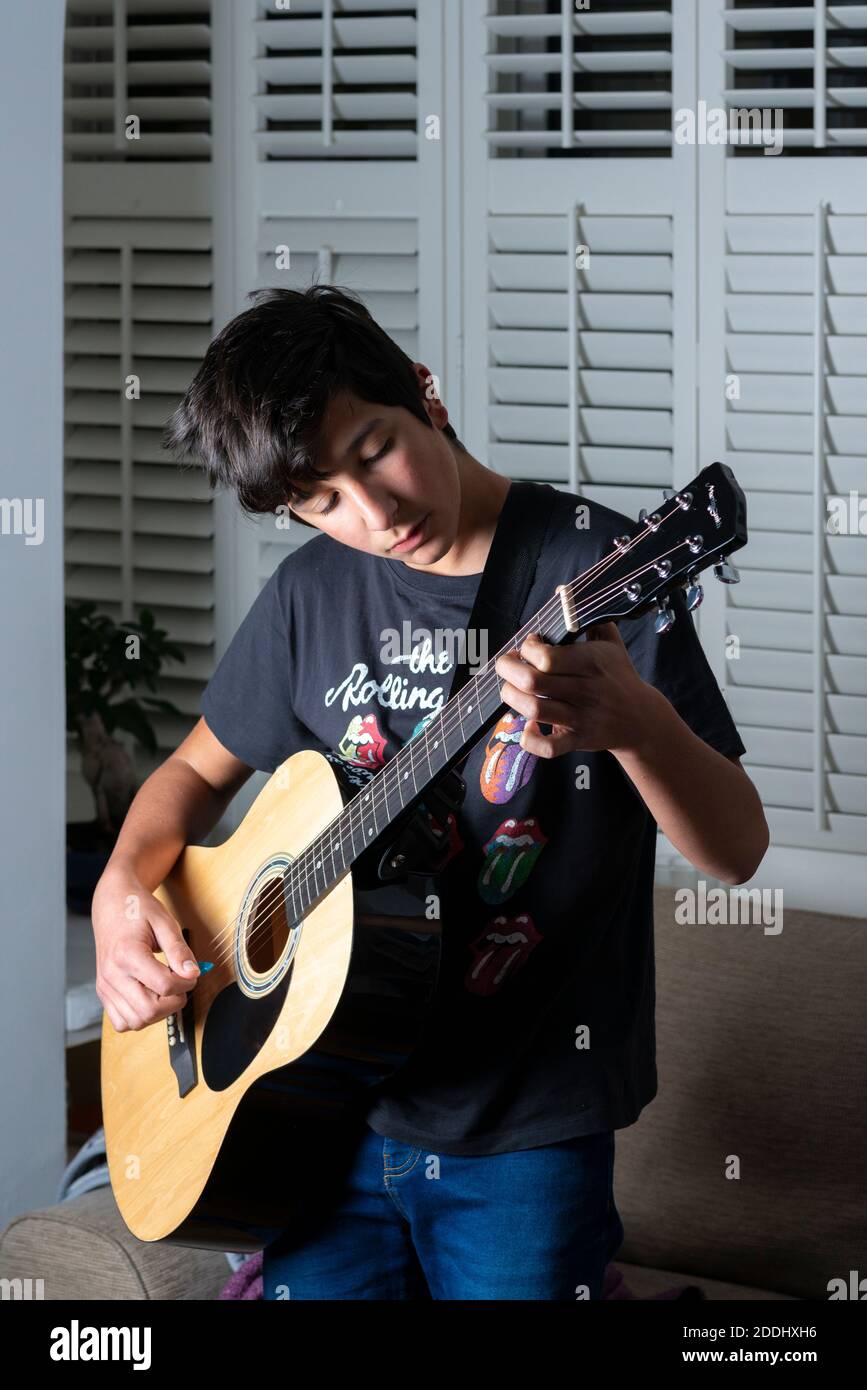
0, 0, 67, 1224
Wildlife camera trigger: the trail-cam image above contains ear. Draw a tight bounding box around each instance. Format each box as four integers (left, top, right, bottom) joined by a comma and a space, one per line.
412, 360, 431, 393
413, 361, 448, 429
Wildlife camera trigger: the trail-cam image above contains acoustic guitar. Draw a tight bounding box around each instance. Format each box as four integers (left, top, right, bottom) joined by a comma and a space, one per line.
101, 462, 747, 1250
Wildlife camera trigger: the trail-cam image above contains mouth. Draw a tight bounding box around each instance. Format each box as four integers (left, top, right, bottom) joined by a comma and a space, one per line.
465, 914, 542, 996
481, 713, 537, 804
389, 513, 429, 554
477, 816, 548, 904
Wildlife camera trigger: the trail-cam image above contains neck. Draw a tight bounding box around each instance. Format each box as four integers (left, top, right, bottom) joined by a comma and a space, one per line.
400, 453, 512, 579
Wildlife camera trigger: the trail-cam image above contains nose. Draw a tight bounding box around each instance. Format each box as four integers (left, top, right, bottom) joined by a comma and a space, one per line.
346, 479, 397, 533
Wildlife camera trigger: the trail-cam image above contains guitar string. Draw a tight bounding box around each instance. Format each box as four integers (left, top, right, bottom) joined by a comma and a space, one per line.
201, 531, 699, 977
196, 521, 703, 977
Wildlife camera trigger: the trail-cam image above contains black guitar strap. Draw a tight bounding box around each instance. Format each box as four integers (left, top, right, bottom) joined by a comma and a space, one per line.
448, 478, 559, 704
373, 479, 559, 882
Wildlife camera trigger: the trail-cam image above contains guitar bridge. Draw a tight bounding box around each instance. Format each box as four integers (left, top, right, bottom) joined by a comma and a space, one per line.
166, 930, 199, 1098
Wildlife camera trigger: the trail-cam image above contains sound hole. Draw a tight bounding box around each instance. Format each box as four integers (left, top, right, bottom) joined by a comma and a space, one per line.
245, 876, 290, 974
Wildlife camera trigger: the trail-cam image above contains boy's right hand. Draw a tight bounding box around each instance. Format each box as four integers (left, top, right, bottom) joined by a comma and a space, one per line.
91, 864, 201, 1032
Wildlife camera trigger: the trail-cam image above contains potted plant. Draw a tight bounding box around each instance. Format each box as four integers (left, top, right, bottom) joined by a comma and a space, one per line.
65, 600, 185, 911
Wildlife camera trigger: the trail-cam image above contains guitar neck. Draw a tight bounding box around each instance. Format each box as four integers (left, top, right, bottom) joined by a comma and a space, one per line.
281, 461, 748, 921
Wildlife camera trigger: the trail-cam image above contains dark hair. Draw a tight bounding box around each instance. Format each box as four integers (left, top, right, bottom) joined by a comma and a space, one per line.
163, 283, 465, 528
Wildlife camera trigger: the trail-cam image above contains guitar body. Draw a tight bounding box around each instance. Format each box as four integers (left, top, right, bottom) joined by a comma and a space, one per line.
101, 748, 444, 1251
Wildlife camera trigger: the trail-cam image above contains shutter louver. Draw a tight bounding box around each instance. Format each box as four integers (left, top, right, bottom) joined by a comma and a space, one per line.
488, 211, 674, 512
486, 0, 673, 155
724, 0, 867, 152
723, 210, 867, 848
65, 0, 211, 161
253, 0, 417, 159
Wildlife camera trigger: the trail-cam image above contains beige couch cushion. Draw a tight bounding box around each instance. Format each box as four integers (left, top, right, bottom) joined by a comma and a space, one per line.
0, 1187, 229, 1300
1, 1188, 793, 1302
617, 1260, 794, 1301
613, 884, 867, 1300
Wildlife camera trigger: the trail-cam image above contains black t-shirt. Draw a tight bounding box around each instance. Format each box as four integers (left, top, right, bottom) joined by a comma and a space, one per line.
201, 482, 747, 1155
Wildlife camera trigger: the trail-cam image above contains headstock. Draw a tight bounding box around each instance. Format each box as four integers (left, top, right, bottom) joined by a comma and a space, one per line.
558, 462, 748, 635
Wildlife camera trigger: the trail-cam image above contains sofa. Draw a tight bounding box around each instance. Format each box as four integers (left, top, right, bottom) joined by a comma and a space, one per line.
2, 883, 864, 1299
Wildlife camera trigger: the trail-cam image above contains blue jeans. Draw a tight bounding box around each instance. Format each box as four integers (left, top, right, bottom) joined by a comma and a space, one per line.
262, 1124, 624, 1300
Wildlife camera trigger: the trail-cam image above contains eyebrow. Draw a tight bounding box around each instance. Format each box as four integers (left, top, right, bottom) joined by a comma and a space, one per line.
345, 416, 384, 459
291, 416, 385, 511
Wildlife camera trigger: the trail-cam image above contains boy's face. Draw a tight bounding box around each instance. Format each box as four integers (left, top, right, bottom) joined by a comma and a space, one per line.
286, 365, 462, 570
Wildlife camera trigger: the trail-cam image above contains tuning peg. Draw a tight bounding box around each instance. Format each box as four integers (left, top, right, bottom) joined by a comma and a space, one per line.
713, 557, 740, 585
654, 598, 676, 634
683, 579, 704, 611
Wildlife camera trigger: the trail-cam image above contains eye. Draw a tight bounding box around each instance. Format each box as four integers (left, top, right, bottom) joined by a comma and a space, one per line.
315, 439, 393, 518
363, 437, 392, 467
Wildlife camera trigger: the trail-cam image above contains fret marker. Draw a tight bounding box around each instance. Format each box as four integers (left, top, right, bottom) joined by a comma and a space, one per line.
404, 771, 409, 779
368, 829, 373, 837
434, 740, 439, 748
466, 704, 473, 713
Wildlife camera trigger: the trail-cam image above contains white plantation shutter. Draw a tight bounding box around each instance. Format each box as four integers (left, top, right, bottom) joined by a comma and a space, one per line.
64, 0, 215, 787
724, 0, 867, 150
64, 173, 215, 756
468, 2, 683, 532
722, 206, 867, 849
485, 0, 673, 154
468, 0, 867, 899
488, 210, 674, 512
64, 0, 212, 160
252, 0, 417, 159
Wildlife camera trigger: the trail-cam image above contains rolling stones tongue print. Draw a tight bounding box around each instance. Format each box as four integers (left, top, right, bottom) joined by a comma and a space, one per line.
464, 914, 542, 996
477, 817, 548, 905
337, 712, 388, 768
480, 711, 538, 804
424, 808, 464, 872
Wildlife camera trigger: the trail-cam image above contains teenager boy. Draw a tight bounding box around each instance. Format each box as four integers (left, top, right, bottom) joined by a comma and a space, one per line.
91, 284, 769, 1301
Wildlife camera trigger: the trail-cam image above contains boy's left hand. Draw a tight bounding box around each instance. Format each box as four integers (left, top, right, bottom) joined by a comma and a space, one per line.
494, 624, 656, 759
